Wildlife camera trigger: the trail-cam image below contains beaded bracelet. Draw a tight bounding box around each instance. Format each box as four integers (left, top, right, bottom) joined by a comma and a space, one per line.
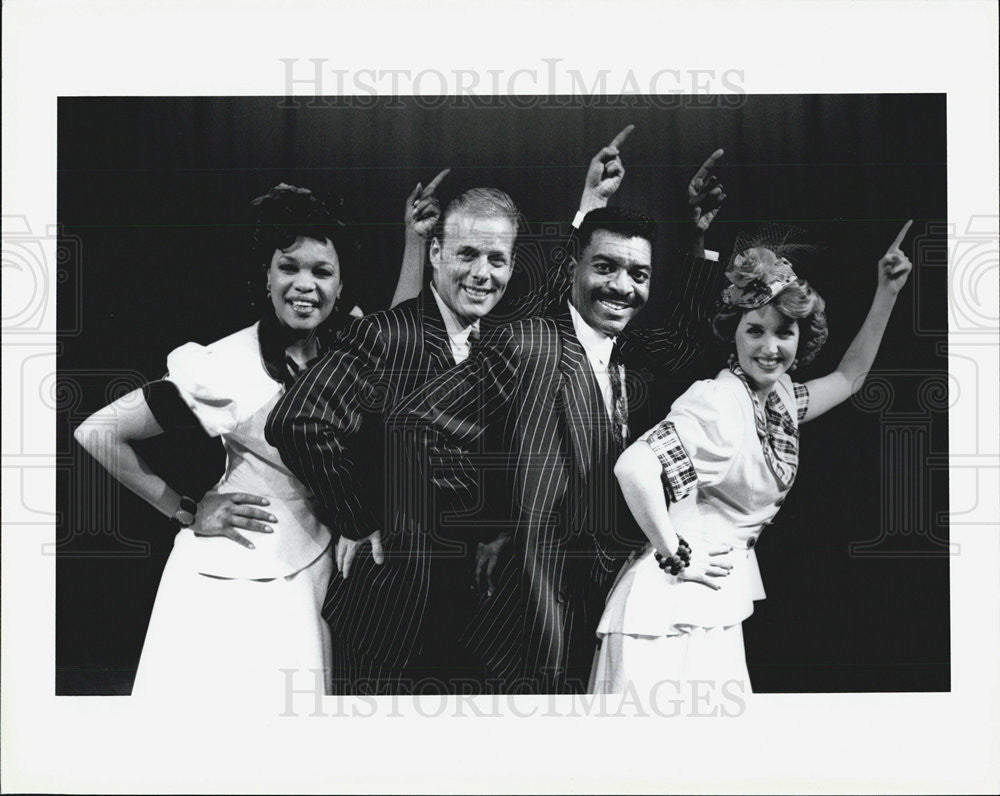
655, 536, 692, 576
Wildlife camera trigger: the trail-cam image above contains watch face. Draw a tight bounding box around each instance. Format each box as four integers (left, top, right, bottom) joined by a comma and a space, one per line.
174, 509, 196, 527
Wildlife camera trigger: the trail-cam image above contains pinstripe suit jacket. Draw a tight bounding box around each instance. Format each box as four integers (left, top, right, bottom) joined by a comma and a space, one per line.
389, 280, 717, 691
268, 248, 716, 676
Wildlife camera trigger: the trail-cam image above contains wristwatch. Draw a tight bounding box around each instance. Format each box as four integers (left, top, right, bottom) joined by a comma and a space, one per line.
173, 496, 198, 528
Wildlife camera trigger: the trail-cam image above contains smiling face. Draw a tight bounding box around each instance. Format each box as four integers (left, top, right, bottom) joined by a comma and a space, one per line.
569, 230, 652, 336
429, 211, 515, 326
735, 303, 800, 396
267, 236, 342, 331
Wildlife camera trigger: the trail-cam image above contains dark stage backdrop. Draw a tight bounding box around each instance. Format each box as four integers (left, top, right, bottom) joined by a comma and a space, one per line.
56, 95, 949, 694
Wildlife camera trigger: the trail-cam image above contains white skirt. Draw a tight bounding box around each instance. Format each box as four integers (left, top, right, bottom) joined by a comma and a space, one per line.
589, 624, 751, 696
132, 536, 333, 700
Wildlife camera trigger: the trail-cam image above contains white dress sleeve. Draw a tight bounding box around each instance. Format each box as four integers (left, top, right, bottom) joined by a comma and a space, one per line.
640, 378, 744, 502
164, 342, 240, 437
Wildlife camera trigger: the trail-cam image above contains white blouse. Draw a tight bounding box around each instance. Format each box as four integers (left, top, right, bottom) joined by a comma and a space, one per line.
165, 324, 332, 579
598, 369, 804, 636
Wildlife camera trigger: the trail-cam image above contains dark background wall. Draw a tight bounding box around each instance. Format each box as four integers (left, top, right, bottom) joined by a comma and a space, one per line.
56, 94, 949, 694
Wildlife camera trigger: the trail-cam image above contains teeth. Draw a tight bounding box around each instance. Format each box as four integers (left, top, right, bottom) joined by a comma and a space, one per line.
464, 286, 491, 296
292, 301, 315, 310
599, 299, 629, 310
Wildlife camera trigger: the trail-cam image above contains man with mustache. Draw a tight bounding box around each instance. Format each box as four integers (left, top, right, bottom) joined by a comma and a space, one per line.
388, 152, 726, 693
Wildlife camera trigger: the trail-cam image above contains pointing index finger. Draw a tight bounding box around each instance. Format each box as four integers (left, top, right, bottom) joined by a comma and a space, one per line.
608, 124, 635, 149
692, 148, 725, 184
421, 168, 451, 197
888, 219, 913, 252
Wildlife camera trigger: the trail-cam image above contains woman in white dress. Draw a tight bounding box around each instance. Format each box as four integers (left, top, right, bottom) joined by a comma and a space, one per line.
590, 221, 914, 696
73, 179, 445, 697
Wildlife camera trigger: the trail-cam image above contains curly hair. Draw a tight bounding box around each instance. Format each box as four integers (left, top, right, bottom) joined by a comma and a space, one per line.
250, 182, 359, 281
577, 206, 657, 251
712, 278, 830, 367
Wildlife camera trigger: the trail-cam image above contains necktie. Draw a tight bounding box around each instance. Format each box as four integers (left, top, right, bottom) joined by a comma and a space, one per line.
608, 341, 628, 449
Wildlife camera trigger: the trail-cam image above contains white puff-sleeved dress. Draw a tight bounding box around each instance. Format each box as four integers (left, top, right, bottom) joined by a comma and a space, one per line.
590, 366, 808, 695
132, 324, 334, 697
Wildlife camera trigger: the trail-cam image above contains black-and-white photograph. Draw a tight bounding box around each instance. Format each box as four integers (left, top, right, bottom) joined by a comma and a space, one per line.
3, 1, 998, 794
56, 94, 950, 701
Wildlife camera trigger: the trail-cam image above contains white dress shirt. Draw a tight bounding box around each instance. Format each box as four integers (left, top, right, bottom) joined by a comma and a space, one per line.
430, 284, 479, 364
568, 300, 617, 421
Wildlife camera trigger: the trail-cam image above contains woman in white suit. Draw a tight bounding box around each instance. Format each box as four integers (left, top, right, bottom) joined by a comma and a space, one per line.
591, 221, 914, 695
73, 179, 443, 696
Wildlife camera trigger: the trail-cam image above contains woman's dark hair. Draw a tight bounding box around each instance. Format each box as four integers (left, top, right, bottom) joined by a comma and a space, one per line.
250, 183, 359, 281
250, 183, 360, 386
712, 280, 830, 368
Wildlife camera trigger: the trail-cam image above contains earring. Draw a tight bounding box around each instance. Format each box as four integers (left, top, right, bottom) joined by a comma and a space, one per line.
727, 352, 737, 368
789, 358, 798, 372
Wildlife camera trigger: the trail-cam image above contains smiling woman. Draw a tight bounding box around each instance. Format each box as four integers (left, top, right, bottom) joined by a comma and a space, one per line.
71, 184, 370, 697
593, 221, 914, 695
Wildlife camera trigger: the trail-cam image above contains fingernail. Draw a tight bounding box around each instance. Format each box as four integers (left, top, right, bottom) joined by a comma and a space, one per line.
269, 515, 278, 522
261, 499, 270, 506
248, 543, 255, 550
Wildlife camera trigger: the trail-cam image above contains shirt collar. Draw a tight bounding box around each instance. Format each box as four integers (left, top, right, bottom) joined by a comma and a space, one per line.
568, 299, 615, 363
430, 283, 479, 346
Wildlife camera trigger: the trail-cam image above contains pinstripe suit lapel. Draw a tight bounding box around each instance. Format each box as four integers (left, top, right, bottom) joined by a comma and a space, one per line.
420, 290, 456, 371
554, 304, 602, 477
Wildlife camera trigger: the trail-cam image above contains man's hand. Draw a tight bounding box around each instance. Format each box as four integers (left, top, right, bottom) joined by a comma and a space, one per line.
475, 533, 509, 598
579, 124, 635, 215
405, 168, 450, 239
687, 148, 726, 234
336, 530, 385, 579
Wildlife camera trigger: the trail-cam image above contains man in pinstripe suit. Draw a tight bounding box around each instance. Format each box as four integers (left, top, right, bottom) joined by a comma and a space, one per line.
388, 203, 722, 693
265, 129, 640, 690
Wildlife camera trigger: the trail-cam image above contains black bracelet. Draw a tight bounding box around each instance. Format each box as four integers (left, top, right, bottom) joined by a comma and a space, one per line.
676, 537, 691, 566
654, 536, 692, 577
173, 495, 198, 528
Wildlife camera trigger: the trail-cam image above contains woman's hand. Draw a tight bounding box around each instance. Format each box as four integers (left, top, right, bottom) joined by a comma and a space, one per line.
877, 219, 914, 297
677, 543, 735, 590
192, 492, 277, 550
404, 168, 450, 239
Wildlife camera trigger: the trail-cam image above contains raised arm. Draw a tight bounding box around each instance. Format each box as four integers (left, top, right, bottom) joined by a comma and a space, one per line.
497, 126, 637, 322
686, 148, 726, 259
627, 149, 728, 376
391, 168, 450, 307
801, 220, 914, 422
578, 124, 634, 216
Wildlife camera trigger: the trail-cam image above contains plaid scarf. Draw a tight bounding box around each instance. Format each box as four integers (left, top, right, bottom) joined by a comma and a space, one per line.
729, 363, 799, 489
